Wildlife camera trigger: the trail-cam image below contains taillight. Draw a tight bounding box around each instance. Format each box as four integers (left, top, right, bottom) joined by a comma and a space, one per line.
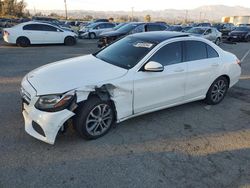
236, 59, 241, 67
4, 30, 10, 36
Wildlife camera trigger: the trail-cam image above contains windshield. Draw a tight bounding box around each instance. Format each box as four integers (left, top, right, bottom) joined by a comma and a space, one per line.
116, 23, 141, 33
234, 27, 250, 31
86, 23, 98, 29
95, 37, 156, 69
187, 27, 206, 34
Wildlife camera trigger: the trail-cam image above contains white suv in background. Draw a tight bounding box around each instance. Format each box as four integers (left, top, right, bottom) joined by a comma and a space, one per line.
3, 21, 78, 47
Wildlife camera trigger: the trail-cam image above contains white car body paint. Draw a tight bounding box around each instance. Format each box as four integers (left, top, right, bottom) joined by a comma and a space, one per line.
21, 36, 241, 144
3, 21, 77, 45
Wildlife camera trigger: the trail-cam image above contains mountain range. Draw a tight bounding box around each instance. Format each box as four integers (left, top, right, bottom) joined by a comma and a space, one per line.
29, 5, 250, 22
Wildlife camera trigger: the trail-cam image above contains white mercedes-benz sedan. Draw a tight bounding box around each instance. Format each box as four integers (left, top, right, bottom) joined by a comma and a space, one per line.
21, 31, 241, 144
3, 21, 77, 47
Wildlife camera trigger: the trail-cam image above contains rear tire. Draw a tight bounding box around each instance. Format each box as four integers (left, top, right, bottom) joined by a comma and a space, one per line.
64, 36, 76, 46
204, 76, 229, 105
73, 97, 115, 140
16, 37, 30, 47
89, 33, 96, 39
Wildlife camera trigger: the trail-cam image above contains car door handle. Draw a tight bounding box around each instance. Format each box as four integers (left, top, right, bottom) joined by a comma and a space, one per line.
174, 68, 185, 72
211, 63, 219, 67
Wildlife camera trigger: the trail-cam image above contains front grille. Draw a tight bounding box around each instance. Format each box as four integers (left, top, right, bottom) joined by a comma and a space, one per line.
20, 87, 31, 105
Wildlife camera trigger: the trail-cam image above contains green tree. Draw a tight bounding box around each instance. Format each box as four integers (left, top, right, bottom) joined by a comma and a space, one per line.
49, 12, 59, 18
0, 1, 2, 16
1, 0, 27, 17
144, 14, 151, 22
14, 0, 26, 17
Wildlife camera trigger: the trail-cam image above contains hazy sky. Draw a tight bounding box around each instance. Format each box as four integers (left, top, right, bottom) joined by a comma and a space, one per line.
26, 0, 250, 11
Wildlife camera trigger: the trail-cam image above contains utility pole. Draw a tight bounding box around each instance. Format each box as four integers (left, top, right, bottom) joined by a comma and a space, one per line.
199, 12, 202, 22
185, 10, 188, 24
131, 7, 134, 21
64, 0, 68, 20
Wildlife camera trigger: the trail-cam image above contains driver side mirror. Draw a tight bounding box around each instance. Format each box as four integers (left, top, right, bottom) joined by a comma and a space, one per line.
144, 61, 164, 72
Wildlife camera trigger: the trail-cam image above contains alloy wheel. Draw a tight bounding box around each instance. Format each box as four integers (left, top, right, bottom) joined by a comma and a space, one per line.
211, 79, 227, 103
86, 104, 113, 136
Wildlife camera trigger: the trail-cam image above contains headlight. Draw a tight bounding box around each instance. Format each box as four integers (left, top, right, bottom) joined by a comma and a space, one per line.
35, 91, 75, 112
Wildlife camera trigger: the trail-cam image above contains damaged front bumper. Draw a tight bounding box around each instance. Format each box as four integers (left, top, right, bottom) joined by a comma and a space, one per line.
23, 103, 74, 144
21, 79, 75, 144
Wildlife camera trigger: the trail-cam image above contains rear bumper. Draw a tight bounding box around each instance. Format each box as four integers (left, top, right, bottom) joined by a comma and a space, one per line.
227, 35, 247, 41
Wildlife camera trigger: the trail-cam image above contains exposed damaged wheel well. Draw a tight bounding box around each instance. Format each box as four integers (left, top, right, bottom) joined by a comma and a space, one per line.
74, 84, 118, 122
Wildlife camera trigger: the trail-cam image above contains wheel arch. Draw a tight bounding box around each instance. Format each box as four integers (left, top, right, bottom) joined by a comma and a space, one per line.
74, 86, 118, 122
220, 74, 230, 86
16, 36, 30, 44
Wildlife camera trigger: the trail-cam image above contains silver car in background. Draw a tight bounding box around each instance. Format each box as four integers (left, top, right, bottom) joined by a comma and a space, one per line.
78, 22, 115, 39
186, 27, 222, 45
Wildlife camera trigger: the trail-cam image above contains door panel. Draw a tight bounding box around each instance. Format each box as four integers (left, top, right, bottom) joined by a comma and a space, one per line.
133, 63, 187, 113
185, 58, 219, 99
26, 31, 45, 43
42, 25, 64, 43
184, 41, 220, 100
133, 41, 186, 113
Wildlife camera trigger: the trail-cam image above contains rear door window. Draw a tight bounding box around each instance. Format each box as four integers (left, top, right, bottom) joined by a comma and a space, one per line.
41, 24, 58, 32
184, 41, 207, 61
105, 23, 114, 28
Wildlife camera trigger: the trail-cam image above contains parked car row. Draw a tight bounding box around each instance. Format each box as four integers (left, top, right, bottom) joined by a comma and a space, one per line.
2, 17, 250, 47
98, 22, 167, 47
97, 23, 222, 48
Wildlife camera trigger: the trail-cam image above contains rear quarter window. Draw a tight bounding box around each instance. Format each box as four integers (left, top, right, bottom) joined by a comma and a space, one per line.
207, 45, 219, 58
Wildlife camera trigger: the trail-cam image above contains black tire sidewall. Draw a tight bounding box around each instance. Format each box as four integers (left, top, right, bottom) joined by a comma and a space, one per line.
17, 37, 30, 47
215, 38, 220, 45
74, 97, 115, 139
65, 36, 76, 45
205, 77, 229, 105
89, 33, 96, 39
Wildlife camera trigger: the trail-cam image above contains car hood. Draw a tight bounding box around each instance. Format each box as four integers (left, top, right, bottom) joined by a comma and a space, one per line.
100, 30, 125, 37
188, 33, 204, 37
27, 55, 128, 95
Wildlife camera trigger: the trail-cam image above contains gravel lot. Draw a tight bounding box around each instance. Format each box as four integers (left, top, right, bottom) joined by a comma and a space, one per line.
0, 39, 250, 188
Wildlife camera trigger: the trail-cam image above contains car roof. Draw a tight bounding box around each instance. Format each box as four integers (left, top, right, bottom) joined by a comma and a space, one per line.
192, 26, 211, 29
17, 21, 60, 28
131, 31, 189, 43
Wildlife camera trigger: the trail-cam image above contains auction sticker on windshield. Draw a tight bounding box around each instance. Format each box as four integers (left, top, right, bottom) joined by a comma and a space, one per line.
133, 42, 153, 48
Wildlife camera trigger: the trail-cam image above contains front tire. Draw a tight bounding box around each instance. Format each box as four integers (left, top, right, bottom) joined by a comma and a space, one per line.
74, 97, 115, 140
16, 37, 30, 47
204, 76, 229, 105
215, 38, 221, 45
64, 36, 76, 46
